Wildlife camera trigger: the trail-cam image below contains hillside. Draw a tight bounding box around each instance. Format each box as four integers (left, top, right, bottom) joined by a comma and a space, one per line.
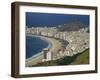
57, 21, 86, 31
30, 49, 89, 67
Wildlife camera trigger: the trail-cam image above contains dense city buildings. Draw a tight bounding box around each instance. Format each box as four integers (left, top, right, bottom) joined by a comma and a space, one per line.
26, 25, 89, 61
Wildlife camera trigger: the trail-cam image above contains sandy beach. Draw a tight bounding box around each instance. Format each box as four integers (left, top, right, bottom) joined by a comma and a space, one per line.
26, 35, 62, 67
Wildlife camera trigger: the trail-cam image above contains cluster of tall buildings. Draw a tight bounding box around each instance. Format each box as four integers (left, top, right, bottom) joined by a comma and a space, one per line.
26, 26, 89, 61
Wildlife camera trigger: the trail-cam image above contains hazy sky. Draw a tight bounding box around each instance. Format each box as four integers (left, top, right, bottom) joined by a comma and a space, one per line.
26, 12, 89, 27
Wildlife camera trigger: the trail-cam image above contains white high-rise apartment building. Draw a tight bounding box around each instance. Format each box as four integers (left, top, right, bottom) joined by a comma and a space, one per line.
43, 48, 52, 61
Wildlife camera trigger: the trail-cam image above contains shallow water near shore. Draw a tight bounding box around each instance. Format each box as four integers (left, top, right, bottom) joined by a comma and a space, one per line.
26, 35, 50, 59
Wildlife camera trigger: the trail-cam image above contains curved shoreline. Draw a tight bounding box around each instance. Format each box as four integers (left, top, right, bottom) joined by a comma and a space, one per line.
26, 35, 52, 62
26, 35, 62, 67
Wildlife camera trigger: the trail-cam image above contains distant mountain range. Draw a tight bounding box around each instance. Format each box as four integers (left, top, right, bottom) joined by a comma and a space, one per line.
57, 21, 89, 32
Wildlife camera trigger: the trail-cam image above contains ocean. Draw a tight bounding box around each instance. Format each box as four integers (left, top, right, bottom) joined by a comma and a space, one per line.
26, 36, 49, 59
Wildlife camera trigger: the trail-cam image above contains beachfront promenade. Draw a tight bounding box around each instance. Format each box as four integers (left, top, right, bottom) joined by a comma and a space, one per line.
26, 26, 89, 66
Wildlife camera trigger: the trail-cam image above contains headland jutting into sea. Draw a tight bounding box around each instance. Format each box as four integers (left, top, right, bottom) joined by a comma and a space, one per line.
26, 23, 89, 67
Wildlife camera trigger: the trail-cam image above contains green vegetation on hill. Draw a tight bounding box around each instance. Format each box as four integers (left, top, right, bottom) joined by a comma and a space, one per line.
30, 49, 89, 67
70, 49, 89, 65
